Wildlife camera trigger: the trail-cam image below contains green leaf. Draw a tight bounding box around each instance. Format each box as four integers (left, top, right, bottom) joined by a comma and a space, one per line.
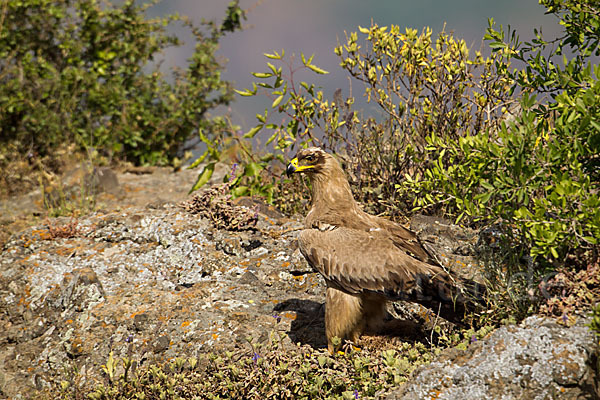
554, 182, 564, 195
306, 64, 329, 74
187, 150, 209, 169
231, 186, 249, 197
265, 130, 279, 145
475, 191, 493, 203
266, 62, 280, 75
481, 180, 494, 190
244, 162, 263, 177
189, 162, 215, 193
263, 51, 281, 59
271, 95, 284, 108
260, 153, 275, 162
198, 129, 214, 146
273, 77, 284, 88
235, 89, 255, 97
488, 42, 505, 49
252, 72, 273, 78
244, 125, 263, 138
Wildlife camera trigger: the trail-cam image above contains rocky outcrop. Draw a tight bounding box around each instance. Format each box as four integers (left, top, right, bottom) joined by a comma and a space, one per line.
389, 315, 599, 400
0, 201, 317, 398
0, 166, 597, 399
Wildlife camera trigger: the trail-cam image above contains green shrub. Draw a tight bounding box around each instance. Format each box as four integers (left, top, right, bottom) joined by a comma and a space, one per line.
406, 86, 600, 259
406, 1, 600, 260
195, 27, 514, 218
395, 1, 600, 319
0, 0, 243, 167
220, 2, 598, 264
332, 24, 517, 216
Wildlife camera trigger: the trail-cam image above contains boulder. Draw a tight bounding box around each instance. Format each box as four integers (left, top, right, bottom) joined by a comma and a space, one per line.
388, 316, 599, 400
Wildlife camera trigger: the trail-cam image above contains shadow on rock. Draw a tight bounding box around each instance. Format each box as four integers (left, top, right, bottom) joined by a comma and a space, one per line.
274, 299, 327, 349
274, 298, 434, 350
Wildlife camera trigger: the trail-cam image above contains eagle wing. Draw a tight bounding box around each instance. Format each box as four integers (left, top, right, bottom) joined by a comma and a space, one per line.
298, 227, 457, 304
366, 216, 435, 263
313, 212, 434, 263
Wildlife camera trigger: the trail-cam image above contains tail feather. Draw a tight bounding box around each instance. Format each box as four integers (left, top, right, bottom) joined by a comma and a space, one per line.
384, 267, 486, 324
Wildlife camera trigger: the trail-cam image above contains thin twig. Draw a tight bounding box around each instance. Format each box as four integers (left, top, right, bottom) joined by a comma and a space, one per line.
429, 302, 442, 347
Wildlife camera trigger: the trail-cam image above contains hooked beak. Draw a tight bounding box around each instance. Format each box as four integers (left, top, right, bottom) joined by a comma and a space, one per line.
286, 157, 315, 176
286, 158, 299, 176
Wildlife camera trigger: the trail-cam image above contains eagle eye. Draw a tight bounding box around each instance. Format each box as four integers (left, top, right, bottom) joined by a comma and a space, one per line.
305, 154, 316, 162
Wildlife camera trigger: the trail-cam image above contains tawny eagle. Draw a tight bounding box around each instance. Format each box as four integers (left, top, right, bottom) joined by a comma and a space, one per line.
286, 147, 478, 352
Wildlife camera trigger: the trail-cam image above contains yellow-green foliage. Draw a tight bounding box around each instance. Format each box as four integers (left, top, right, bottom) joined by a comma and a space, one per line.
193, 25, 513, 219
396, 1, 600, 320
46, 333, 446, 400
223, 0, 597, 282
403, 2, 600, 261
332, 24, 514, 215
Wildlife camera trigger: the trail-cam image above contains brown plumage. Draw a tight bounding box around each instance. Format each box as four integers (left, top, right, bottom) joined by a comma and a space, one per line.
286, 147, 478, 352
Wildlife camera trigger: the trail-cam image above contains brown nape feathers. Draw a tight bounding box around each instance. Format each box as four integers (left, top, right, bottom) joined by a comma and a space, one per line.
286, 147, 483, 353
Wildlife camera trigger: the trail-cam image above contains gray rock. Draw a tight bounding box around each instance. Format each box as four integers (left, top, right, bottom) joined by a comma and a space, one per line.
49, 267, 106, 311
388, 316, 599, 400
411, 214, 482, 282
56, 164, 122, 203
153, 335, 171, 353
0, 201, 316, 398
85, 166, 121, 195
133, 312, 150, 332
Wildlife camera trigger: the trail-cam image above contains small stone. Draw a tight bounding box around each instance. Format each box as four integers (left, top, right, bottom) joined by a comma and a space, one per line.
238, 271, 263, 287
153, 335, 171, 353
133, 313, 149, 332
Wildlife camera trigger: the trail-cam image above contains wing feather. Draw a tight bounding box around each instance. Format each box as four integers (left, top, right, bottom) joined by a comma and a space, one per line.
298, 227, 456, 303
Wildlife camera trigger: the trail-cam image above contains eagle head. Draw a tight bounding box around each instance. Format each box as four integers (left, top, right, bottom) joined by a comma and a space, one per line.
286, 147, 329, 176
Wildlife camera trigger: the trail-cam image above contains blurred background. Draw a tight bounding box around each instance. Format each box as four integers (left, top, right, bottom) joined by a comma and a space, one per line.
145, 0, 562, 133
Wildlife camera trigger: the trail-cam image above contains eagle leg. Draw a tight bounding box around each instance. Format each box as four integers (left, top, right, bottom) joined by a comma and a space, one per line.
325, 287, 364, 353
